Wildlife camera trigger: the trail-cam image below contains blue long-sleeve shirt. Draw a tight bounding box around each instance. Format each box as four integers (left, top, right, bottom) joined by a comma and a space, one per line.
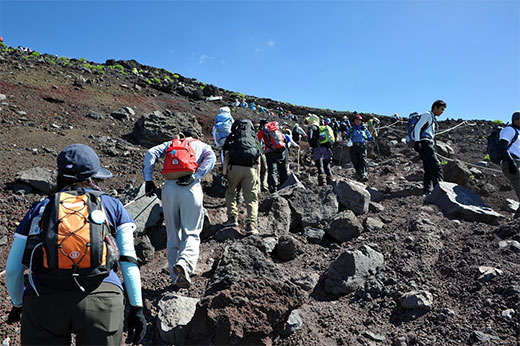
143, 138, 216, 181
346, 125, 373, 144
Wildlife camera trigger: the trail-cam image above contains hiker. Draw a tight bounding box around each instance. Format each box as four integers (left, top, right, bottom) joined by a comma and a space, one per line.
306, 113, 335, 186
143, 128, 216, 289
339, 116, 351, 140
367, 116, 381, 138
241, 100, 248, 108
233, 98, 240, 108
412, 100, 447, 194
499, 111, 520, 218
257, 120, 288, 192
5, 144, 146, 345
249, 101, 256, 111
222, 119, 261, 233
345, 115, 373, 182
292, 123, 307, 144
212, 106, 234, 165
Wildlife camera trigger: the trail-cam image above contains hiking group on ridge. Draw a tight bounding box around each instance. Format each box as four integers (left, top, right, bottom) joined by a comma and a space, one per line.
5, 93, 520, 345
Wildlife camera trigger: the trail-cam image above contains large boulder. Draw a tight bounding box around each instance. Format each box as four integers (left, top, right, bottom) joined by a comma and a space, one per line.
157, 294, 199, 345
123, 183, 163, 235
425, 182, 503, 224
333, 179, 370, 215
332, 141, 351, 166
277, 186, 338, 231
15, 167, 56, 194
436, 141, 455, 157
186, 240, 304, 345
326, 210, 363, 242
258, 196, 292, 237
443, 160, 472, 186
133, 110, 202, 147
322, 245, 384, 297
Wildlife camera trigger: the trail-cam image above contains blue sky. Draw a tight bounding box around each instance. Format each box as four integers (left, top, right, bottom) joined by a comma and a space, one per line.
1, 0, 518, 122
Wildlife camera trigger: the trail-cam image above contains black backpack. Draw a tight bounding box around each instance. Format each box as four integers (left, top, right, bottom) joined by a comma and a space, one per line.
487, 124, 518, 164
228, 119, 260, 167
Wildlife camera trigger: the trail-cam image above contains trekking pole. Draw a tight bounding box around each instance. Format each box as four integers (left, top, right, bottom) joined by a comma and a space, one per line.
124, 183, 164, 208
297, 147, 301, 173
133, 196, 159, 221
338, 137, 344, 167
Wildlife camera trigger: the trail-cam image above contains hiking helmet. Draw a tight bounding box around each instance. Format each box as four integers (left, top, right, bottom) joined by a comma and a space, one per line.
512, 111, 520, 123
57, 144, 113, 181
219, 107, 231, 114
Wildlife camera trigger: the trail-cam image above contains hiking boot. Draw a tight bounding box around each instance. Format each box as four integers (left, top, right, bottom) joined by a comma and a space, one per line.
173, 264, 191, 289
246, 224, 259, 235
223, 218, 238, 227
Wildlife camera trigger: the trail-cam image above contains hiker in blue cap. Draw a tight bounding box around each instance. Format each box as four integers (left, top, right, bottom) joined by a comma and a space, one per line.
5, 144, 146, 345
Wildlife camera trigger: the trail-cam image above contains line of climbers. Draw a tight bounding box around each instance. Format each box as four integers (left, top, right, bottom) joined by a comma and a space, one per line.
233, 98, 298, 121
5, 98, 520, 345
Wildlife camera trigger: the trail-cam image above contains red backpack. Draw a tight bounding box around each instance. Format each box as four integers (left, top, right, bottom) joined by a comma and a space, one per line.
162, 138, 199, 175
263, 121, 285, 152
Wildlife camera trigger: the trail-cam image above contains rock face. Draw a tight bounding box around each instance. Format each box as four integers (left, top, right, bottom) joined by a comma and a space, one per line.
333, 179, 371, 215
326, 210, 363, 242
322, 245, 384, 297
133, 110, 202, 147
443, 160, 472, 186
278, 186, 338, 231
425, 182, 503, 224
258, 196, 291, 237
157, 294, 199, 345
123, 183, 163, 235
186, 240, 304, 345
15, 167, 56, 194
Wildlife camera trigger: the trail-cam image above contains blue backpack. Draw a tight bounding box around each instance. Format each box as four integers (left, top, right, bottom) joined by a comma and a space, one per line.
215, 112, 233, 146
405, 112, 421, 146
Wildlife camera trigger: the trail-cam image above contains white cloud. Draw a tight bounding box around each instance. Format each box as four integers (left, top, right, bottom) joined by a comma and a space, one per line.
267, 40, 275, 47
199, 54, 214, 64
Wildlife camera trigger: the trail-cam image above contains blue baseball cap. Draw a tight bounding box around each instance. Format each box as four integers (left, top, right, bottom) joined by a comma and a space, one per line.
57, 144, 113, 181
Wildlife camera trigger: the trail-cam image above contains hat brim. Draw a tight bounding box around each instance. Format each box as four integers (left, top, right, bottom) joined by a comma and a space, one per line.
91, 167, 113, 179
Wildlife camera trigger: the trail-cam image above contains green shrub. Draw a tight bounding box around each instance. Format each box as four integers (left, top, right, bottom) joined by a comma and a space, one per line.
164, 75, 173, 82
30, 51, 40, 57
153, 77, 161, 84
0, 42, 6, 49
146, 79, 152, 85
82, 63, 94, 69
79, 57, 87, 62
48, 59, 56, 65
441, 160, 448, 165
132, 67, 138, 75
59, 56, 68, 62
493, 119, 504, 125
484, 154, 490, 161
114, 64, 125, 73
94, 65, 104, 72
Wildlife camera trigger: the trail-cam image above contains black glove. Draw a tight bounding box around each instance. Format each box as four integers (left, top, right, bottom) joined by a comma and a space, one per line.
508, 159, 517, 175
145, 181, 157, 196
127, 305, 146, 345
220, 175, 229, 189
177, 174, 195, 186
414, 141, 422, 152
7, 306, 22, 323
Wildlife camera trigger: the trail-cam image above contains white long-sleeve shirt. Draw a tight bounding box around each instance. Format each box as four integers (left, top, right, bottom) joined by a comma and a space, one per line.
143, 138, 216, 181
413, 111, 436, 142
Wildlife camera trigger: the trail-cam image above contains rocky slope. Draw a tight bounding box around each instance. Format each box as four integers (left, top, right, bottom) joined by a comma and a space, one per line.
0, 44, 519, 345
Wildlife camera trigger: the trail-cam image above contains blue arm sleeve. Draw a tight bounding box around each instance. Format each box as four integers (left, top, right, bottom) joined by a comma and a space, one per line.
6, 235, 27, 307
115, 223, 142, 307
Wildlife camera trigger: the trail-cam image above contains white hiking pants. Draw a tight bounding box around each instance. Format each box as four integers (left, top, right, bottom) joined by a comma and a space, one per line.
162, 180, 204, 281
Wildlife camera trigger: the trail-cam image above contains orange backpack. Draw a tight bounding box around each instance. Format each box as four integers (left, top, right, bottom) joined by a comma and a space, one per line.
23, 190, 118, 291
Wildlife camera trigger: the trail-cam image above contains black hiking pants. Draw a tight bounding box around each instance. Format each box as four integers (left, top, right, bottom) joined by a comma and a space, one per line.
316, 158, 332, 177
266, 150, 288, 192
350, 143, 368, 179
418, 140, 444, 193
